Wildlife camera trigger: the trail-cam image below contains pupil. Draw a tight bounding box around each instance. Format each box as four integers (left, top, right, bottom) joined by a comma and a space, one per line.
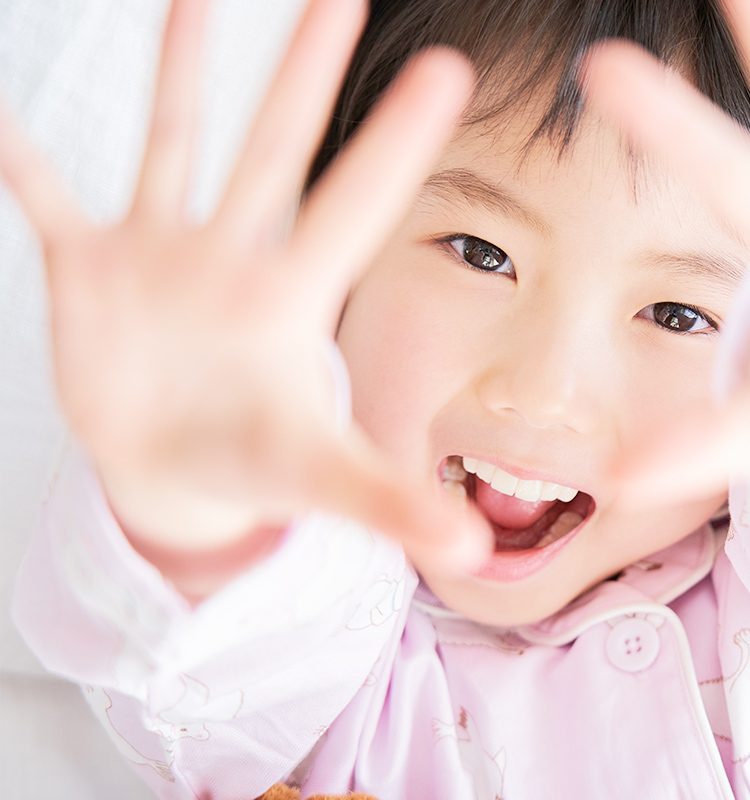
465, 239, 501, 270
654, 303, 698, 332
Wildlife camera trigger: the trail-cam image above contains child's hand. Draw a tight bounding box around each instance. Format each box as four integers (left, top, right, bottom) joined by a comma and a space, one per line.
584, 0, 750, 506
0, 0, 489, 589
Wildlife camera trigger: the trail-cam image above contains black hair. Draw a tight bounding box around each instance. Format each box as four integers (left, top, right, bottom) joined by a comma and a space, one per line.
309, 0, 750, 183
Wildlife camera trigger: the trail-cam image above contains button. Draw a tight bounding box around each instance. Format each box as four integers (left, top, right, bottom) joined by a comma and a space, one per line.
605, 617, 660, 673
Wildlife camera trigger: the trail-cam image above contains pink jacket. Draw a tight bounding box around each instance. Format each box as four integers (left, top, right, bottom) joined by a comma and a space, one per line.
12, 446, 750, 800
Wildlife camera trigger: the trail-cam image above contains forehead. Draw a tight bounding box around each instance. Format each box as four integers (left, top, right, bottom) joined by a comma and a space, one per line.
439, 108, 656, 203
417, 109, 747, 295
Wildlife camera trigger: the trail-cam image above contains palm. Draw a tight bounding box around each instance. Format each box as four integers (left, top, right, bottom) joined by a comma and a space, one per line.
0, 0, 488, 572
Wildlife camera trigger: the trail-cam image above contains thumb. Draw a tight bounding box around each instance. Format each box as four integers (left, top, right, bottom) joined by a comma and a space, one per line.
615, 267, 750, 507
305, 426, 493, 576
613, 394, 750, 507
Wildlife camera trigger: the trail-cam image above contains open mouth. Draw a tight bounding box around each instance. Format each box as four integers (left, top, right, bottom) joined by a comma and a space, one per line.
441, 455, 595, 553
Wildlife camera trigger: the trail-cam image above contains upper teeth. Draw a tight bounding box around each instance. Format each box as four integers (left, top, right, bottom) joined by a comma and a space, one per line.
462, 457, 578, 503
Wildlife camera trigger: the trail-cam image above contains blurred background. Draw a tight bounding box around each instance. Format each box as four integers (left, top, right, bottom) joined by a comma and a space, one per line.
0, 0, 304, 795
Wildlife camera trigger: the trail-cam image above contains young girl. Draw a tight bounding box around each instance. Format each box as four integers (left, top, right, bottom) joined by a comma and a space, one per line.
3, 0, 750, 797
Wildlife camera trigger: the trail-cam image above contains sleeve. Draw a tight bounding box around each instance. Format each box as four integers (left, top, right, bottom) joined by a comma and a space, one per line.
727, 483, 750, 593
12, 443, 414, 800
713, 483, 750, 797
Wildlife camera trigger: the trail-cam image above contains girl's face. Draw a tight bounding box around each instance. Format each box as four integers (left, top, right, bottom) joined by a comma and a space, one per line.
336, 107, 746, 626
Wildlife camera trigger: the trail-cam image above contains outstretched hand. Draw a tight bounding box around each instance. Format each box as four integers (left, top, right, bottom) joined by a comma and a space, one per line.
0, 0, 491, 589
584, 0, 750, 506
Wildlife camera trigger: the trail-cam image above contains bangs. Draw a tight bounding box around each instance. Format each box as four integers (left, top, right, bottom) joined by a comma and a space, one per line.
309, 0, 750, 185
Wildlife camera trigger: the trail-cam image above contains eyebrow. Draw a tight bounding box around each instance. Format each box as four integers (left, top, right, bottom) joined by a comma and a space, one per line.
420, 168, 747, 292
419, 168, 551, 236
639, 252, 746, 294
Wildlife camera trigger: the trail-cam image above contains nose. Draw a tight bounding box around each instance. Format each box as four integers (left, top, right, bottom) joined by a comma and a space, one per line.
475, 311, 604, 433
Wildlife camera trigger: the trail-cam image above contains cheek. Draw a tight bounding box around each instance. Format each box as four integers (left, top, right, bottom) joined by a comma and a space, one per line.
613, 336, 717, 444
597, 493, 725, 567
336, 256, 466, 466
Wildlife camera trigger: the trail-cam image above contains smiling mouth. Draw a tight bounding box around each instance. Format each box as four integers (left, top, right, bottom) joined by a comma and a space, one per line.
441, 455, 595, 552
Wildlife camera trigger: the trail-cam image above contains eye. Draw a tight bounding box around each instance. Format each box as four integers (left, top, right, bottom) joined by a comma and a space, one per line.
444, 235, 515, 277
640, 302, 718, 334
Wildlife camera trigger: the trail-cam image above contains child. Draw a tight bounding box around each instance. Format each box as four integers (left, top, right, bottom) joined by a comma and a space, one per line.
3, 0, 750, 797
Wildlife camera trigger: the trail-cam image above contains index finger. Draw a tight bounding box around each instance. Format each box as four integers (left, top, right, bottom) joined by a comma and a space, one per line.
583, 41, 750, 246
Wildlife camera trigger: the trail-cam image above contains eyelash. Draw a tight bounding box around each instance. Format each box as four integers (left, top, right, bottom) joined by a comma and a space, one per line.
437, 233, 718, 335
638, 302, 719, 335
439, 234, 516, 278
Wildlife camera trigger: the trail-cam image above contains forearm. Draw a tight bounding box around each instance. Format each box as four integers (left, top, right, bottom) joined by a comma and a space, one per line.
12, 443, 410, 799
101, 467, 288, 601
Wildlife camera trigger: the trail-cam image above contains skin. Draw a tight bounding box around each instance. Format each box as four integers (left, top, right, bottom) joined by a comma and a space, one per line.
3, 0, 750, 618
0, 0, 489, 601
584, 4, 750, 505
337, 107, 745, 625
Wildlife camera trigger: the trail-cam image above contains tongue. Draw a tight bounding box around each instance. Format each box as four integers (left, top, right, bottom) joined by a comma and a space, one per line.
475, 480, 557, 529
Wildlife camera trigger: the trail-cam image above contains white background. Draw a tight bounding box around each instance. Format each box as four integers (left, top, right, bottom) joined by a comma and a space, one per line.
0, 0, 305, 795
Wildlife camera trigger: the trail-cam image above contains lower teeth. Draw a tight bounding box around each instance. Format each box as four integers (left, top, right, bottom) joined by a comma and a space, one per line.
533, 511, 584, 548
441, 462, 585, 551
441, 478, 467, 500
442, 458, 468, 482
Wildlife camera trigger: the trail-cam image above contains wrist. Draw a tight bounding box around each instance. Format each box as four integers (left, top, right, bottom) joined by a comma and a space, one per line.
98, 468, 288, 600
124, 522, 288, 604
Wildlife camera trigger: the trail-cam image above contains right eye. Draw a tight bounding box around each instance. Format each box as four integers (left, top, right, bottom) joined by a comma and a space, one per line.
446, 235, 516, 277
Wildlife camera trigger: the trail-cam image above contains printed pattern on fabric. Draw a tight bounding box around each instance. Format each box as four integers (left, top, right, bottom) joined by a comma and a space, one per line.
432, 707, 507, 800
10, 448, 750, 799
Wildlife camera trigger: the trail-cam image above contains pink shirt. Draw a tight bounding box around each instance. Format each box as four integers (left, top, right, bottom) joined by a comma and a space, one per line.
12, 446, 750, 799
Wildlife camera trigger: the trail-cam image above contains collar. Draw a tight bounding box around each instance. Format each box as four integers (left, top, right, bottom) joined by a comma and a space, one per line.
414, 523, 724, 646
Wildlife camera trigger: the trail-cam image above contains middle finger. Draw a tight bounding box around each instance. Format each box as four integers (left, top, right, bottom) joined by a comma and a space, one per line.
215, 0, 367, 241
133, 0, 211, 225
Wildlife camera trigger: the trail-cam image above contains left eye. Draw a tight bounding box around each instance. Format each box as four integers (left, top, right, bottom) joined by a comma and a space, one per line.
641, 302, 717, 334
446, 235, 516, 277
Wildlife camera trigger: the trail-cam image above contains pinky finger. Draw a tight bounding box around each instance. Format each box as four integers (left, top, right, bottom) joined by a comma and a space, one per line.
0, 99, 86, 244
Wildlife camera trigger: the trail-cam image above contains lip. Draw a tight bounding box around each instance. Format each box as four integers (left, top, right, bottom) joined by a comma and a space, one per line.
471, 515, 587, 582
438, 452, 595, 581
457, 453, 587, 493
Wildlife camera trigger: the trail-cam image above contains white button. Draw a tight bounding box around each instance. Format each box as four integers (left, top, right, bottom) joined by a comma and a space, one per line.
605, 617, 660, 673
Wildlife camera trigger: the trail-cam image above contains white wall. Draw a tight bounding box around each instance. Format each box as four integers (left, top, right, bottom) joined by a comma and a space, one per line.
0, 1, 305, 795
